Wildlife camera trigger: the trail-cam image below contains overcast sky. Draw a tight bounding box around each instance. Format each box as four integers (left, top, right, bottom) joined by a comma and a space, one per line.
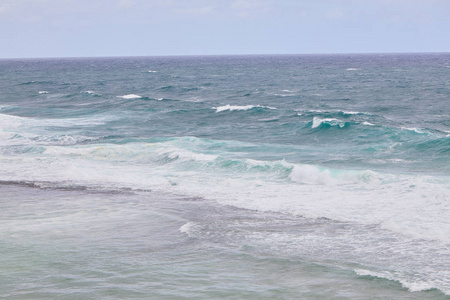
1, 0, 449, 58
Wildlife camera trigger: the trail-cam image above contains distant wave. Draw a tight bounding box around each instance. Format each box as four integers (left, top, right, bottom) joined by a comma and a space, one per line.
400, 127, 428, 135
0, 112, 112, 130
310, 116, 377, 129
312, 117, 347, 128
80, 91, 102, 97
19, 81, 53, 85
117, 94, 142, 99
38, 91, 49, 94
341, 111, 365, 115
268, 89, 297, 97
296, 109, 371, 117
213, 105, 277, 113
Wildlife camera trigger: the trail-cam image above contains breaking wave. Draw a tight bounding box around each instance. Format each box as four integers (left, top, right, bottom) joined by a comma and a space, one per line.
117, 94, 142, 99
213, 105, 277, 112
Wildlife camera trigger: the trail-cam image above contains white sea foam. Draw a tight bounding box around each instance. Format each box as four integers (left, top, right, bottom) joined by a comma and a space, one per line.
42, 142, 219, 165
342, 111, 361, 115
289, 164, 335, 185
289, 164, 375, 185
401, 127, 428, 134
117, 94, 142, 99
258, 117, 279, 122
148, 70, 158, 73
300, 109, 370, 116
179, 221, 201, 237
270, 89, 296, 97
213, 105, 277, 112
38, 91, 49, 94
81, 90, 101, 96
1, 136, 450, 245
0, 113, 25, 128
346, 68, 359, 71
0, 113, 112, 133
154, 146, 218, 162
272, 93, 294, 97
312, 117, 345, 128
354, 269, 440, 293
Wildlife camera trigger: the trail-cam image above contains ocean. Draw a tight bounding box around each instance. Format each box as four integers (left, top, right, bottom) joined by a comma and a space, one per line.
0, 54, 449, 299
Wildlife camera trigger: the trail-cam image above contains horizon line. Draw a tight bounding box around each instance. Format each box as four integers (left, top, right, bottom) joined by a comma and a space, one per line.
1, 51, 449, 60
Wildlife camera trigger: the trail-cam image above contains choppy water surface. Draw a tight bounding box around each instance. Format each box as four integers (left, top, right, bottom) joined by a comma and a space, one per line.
1, 54, 449, 298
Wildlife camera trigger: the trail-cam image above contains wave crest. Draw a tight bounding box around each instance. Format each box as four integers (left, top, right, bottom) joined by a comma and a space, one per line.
213, 105, 277, 113
354, 269, 444, 294
312, 117, 348, 129
117, 94, 142, 99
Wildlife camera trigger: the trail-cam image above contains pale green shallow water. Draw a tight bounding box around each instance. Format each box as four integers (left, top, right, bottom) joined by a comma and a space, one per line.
1, 184, 447, 299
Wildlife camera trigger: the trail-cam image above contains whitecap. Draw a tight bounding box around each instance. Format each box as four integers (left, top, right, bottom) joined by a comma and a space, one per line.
401, 127, 427, 134
148, 70, 158, 73
346, 68, 358, 71
213, 105, 277, 113
258, 117, 279, 122
117, 94, 142, 99
81, 91, 101, 96
272, 93, 294, 97
312, 117, 345, 128
270, 89, 296, 97
38, 91, 49, 94
342, 111, 361, 115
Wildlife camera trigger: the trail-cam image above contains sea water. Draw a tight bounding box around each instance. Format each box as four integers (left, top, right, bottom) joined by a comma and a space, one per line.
0, 54, 449, 299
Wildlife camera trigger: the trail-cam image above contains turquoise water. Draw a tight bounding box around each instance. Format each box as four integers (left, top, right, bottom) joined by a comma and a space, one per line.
1, 54, 449, 298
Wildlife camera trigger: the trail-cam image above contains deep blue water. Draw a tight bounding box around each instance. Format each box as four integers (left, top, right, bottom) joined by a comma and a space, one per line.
1, 54, 449, 298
